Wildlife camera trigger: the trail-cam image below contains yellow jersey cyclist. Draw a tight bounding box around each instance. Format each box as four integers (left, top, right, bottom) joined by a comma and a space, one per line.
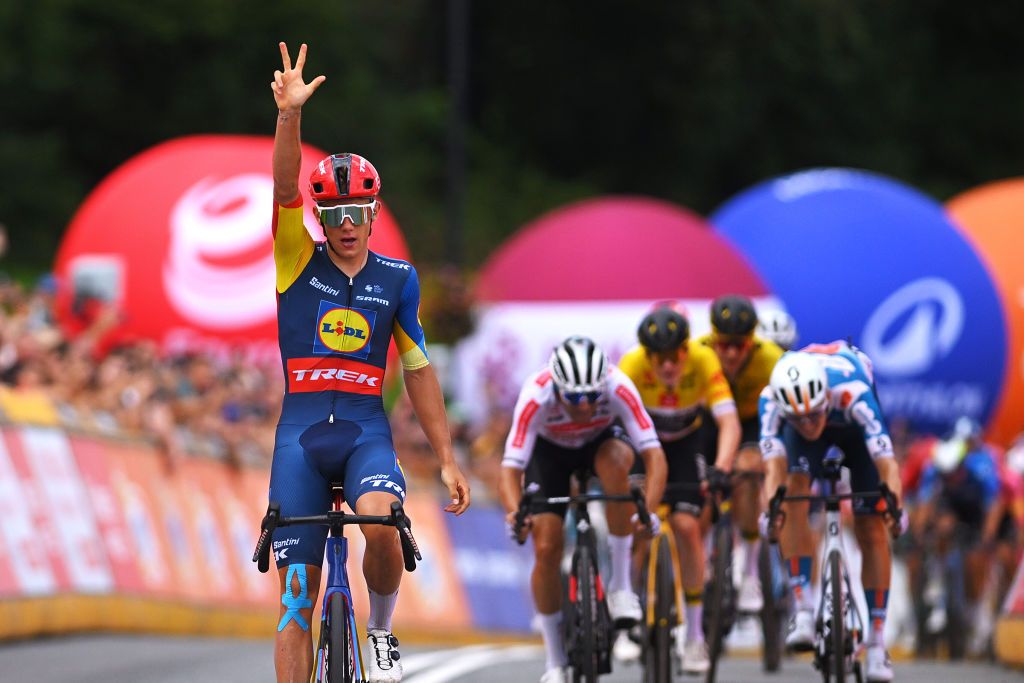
618, 304, 741, 674
697, 294, 784, 613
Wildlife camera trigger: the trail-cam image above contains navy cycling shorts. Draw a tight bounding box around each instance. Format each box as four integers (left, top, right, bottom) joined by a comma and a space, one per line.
268, 417, 407, 568
782, 423, 882, 516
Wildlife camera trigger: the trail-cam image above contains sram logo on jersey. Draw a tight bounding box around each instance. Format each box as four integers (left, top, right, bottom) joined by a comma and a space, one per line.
313, 301, 377, 359
286, 357, 384, 395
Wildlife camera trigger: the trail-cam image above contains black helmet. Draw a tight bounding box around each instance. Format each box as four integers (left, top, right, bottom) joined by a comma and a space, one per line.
710, 295, 757, 337
637, 306, 690, 352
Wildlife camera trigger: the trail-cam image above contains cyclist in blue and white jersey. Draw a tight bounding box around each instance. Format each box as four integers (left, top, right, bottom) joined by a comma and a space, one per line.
269, 42, 470, 683
760, 341, 903, 683
500, 336, 667, 683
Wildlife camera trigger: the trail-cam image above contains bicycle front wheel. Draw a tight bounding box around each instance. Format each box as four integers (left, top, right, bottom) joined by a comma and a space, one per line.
705, 519, 733, 683
642, 537, 674, 683
758, 543, 783, 673
828, 550, 845, 683
571, 545, 600, 683
327, 593, 355, 683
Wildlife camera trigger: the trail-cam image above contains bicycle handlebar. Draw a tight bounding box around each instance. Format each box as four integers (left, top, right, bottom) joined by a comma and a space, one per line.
253, 500, 422, 573
512, 486, 651, 545
766, 482, 903, 544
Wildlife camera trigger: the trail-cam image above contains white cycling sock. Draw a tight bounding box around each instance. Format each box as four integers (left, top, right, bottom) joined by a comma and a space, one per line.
607, 534, 633, 593
367, 588, 399, 632
538, 611, 568, 669
685, 601, 704, 643
743, 537, 761, 579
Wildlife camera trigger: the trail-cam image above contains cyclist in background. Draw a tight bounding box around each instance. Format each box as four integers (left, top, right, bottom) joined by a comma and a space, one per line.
912, 417, 1001, 654
760, 342, 902, 683
269, 42, 470, 683
500, 336, 667, 683
618, 303, 741, 673
698, 295, 783, 612
757, 309, 799, 351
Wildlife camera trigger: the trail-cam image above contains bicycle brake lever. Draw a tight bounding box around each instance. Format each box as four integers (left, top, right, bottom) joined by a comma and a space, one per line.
391, 501, 422, 571
253, 503, 280, 573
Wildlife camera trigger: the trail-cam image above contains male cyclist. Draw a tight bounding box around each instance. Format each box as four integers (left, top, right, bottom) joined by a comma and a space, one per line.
760, 342, 902, 682
757, 309, 799, 352
697, 295, 783, 611
500, 336, 667, 683
618, 304, 740, 673
269, 42, 470, 683
912, 417, 1001, 654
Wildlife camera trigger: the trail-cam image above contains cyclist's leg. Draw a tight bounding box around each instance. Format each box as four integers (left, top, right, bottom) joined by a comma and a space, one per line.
779, 425, 828, 615
524, 437, 583, 674
661, 434, 707, 646
698, 409, 718, 536
269, 423, 331, 682
733, 419, 764, 606
594, 428, 636, 599
347, 435, 409, 681
841, 429, 892, 653
345, 435, 408, 627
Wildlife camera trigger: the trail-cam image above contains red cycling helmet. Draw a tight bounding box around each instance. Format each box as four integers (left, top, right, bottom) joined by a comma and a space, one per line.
308, 153, 381, 202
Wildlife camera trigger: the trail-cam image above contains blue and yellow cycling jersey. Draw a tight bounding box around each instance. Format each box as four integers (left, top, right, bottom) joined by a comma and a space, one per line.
269, 196, 423, 568
273, 197, 429, 425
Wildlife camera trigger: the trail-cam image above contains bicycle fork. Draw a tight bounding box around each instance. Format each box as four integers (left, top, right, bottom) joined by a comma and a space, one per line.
645, 528, 684, 635
815, 511, 864, 671
317, 535, 364, 682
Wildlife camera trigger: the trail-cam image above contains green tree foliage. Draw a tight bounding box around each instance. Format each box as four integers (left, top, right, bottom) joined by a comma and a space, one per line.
2, 1, 1023, 271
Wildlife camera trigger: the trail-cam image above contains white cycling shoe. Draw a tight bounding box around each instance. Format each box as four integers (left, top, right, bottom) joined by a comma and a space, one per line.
865, 645, 894, 682
540, 666, 567, 683
680, 638, 710, 674
785, 609, 815, 652
607, 590, 642, 626
737, 574, 764, 613
612, 629, 641, 663
367, 629, 403, 682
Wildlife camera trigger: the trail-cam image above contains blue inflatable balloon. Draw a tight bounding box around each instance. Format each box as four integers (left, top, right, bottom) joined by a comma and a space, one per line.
712, 168, 1006, 436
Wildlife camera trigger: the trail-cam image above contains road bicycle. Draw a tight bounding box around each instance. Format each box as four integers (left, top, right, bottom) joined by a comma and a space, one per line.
253, 486, 421, 683
514, 469, 650, 683
766, 451, 900, 683
637, 483, 692, 683
702, 469, 785, 682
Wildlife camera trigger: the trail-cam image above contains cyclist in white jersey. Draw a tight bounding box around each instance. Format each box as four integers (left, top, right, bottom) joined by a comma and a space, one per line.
501, 336, 667, 683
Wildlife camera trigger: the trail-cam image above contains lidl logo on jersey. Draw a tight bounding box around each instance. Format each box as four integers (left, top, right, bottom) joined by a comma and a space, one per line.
314, 301, 376, 359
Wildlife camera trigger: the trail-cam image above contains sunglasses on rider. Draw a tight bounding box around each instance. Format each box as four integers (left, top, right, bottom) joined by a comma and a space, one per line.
317, 200, 377, 228
790, 409, 827, 425
714, 335, 751, 351
561, 390, 603, 406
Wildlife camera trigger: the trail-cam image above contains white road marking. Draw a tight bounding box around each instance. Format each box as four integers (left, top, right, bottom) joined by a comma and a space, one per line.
405, 645, 542, 683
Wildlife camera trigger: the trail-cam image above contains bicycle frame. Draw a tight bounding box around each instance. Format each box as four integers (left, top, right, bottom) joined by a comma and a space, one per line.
316, 489, 364, 682
253, 490, 420, 683
814, 473, 865, 678
514, 473, 649, 682
644, 505, 684, 637
766, 457, 900, 682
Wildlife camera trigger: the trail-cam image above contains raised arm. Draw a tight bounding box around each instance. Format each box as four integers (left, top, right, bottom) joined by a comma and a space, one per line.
271, 42, 326, 205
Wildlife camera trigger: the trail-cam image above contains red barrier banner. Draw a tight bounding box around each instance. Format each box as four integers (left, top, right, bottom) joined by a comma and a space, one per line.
3, 427, 112, 594
68, 436, 146, 593
0, 428, 58, 596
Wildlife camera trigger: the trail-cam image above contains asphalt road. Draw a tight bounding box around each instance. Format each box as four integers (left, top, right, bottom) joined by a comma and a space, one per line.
0, 635, 1020, 682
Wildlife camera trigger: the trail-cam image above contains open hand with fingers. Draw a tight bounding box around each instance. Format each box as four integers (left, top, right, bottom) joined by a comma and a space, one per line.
271, 42, 326, 112
441, 462, 471, 515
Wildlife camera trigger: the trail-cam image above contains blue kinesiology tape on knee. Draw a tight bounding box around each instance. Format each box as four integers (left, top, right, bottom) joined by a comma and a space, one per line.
278, 565, 313, 632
